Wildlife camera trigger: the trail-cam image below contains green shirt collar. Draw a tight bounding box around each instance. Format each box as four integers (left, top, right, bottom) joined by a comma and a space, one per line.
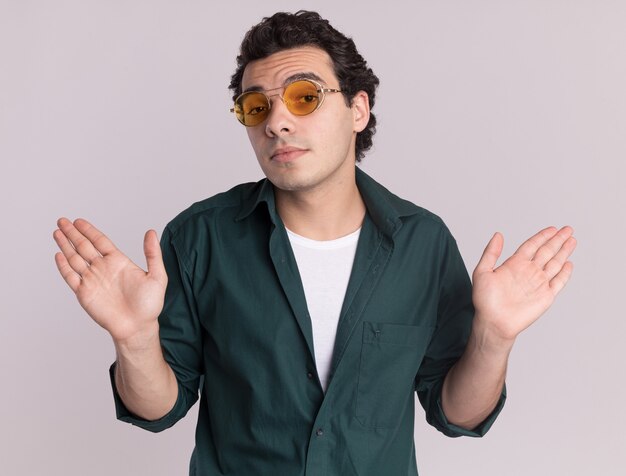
234, 167, 421, 239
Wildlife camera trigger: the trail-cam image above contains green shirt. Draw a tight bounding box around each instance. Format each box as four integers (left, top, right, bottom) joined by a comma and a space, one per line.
110, 168, 505, 476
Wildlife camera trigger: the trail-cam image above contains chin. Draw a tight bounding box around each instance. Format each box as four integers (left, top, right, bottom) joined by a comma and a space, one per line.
269, 178, 311, 192
261, 166, 309, 190
267, 173, 320, 193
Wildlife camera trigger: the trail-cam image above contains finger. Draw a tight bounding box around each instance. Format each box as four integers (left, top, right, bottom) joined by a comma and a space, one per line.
549, 261, 574, 295
532, 226, 574, 268
56, 217, 102, 264
543, 236, 577, 280
474, 232, 504, 275
515, 226, 559, 260
144, 230, 167, 284
73, 218, 118, 256
53, 227, 90, 276
54, 251, 82, 292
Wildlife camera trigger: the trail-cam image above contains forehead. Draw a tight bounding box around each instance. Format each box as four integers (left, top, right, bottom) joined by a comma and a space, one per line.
241, 46, 337, 90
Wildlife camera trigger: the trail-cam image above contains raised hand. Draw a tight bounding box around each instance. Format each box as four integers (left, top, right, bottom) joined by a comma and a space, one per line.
53, 218, 168, 344
471, 226, 577, 344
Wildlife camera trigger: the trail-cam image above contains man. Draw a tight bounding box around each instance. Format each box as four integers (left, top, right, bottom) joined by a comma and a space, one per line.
53, 11, 576, 476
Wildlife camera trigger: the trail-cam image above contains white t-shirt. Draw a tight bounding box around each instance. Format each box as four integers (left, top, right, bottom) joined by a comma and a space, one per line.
286, 227, 361, 391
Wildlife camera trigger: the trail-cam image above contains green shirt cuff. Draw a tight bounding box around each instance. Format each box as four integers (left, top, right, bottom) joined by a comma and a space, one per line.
434, 383, 507, 438
108, 363, 185, 433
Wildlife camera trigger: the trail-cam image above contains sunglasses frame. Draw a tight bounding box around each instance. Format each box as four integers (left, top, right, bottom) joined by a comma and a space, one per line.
230, 79, 342, 126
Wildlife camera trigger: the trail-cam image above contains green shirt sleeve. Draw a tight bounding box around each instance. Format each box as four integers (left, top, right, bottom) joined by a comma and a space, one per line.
108, 225, 203, 432
415, 227, 506, 437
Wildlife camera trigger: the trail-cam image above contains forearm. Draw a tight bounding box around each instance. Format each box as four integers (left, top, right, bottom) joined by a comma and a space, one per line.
113, 324, 178, 421
441, 317, 512, 430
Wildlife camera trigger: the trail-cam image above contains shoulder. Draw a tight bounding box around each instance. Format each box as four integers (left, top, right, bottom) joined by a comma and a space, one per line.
357, 168, 452, 238
163, 180, 264, 240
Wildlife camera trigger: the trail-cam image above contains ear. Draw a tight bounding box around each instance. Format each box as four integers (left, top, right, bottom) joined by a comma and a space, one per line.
351, 91, 370, 133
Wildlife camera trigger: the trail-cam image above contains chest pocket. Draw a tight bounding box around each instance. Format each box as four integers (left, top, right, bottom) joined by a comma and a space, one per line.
355, 322, 434, 429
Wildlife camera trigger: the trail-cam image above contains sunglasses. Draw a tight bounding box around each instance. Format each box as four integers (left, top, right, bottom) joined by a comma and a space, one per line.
231, 79, 342, 127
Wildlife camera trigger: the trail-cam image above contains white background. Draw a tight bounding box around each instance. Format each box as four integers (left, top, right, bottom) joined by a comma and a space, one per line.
1, 1, 624, 474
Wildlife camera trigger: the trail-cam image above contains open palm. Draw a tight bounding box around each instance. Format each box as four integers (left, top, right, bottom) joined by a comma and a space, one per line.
53, 218, 168, 343
472, 226, 576, 342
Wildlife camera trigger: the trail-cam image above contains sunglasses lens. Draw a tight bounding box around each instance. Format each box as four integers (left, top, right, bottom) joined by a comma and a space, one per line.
284, 80, 321, 115
233, 80, 324, 126
235, 92, 269, 126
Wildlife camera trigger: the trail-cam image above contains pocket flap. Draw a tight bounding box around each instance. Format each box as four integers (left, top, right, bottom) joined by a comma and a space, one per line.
362, 322, 434, 346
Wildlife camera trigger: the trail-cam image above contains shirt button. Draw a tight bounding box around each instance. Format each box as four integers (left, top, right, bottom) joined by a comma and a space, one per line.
316, 428, 324, 437
307, 372, 314, 380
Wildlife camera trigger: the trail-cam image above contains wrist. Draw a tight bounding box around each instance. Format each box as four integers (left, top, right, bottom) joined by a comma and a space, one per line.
113, 322, 161, 357
470, 314, 516, 356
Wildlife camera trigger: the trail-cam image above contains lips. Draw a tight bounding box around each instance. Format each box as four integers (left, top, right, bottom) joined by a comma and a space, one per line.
270, 147, 308, 163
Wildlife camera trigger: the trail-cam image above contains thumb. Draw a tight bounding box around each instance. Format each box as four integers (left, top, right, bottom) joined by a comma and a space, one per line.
144, 229, 167, 283
474, 232, 504, 275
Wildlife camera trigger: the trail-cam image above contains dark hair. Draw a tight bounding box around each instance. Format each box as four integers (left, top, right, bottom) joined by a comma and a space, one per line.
229, 10, 380, 162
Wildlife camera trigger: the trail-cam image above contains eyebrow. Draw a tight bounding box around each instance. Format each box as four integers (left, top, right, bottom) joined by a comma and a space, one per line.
243, 72, 326, 93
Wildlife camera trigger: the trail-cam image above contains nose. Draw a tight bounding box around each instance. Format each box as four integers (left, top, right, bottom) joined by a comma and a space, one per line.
264, 95, 295, 138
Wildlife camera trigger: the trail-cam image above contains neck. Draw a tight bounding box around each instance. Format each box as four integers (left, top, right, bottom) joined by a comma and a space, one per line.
275, 169, 366, 241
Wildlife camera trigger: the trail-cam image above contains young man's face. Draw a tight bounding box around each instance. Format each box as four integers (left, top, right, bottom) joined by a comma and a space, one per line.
240, 46, 368, 193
